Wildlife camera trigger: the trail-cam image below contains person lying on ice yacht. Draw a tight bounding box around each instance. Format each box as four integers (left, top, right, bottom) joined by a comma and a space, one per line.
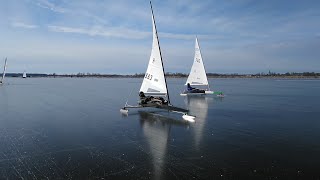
186, 83, 205, 93
139, 91, 168, 105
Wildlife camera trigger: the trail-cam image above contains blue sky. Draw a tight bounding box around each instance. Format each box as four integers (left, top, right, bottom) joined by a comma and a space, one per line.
0, 0, 319, 74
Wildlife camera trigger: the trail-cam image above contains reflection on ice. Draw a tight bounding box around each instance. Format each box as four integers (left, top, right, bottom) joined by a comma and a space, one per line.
185, 96, 211, 149
139, 111, 189, 180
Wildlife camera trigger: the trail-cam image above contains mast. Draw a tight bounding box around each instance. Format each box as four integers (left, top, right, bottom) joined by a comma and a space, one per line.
1, 57, 7, 83
150, 1, 171, 104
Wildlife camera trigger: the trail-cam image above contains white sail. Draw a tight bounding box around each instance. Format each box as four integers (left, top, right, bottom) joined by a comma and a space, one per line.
139, 7, 167, 97
23, 71, 27, 78
0, 58, 7, 83
185, 38, 209, 86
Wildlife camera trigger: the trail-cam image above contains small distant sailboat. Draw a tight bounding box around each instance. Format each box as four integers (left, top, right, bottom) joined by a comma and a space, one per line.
0, 58, 8, 85
180, 38, 224, 97
22, 71, 27, 78
120, 1, 195, 122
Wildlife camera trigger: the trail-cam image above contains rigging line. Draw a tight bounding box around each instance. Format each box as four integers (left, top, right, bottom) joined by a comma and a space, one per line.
124, 88, 134, 106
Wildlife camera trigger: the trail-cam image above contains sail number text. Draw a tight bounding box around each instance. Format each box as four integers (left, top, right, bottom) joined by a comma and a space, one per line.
145, 73, 153, 80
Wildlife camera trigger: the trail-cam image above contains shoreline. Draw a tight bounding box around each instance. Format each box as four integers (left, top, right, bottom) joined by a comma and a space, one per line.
3, 72, 320, 79
4, 76, 320, 79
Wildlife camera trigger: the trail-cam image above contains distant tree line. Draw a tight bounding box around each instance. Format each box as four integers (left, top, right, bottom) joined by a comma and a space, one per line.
2, 72, 319, 78
1, 73, 48, 77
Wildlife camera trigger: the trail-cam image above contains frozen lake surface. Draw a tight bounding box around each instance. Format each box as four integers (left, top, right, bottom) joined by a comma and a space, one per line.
0, 77, 320, 179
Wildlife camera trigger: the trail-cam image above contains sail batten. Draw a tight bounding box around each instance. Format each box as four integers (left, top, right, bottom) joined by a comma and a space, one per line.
140, 2, 170, 103
185, 38, 209, 86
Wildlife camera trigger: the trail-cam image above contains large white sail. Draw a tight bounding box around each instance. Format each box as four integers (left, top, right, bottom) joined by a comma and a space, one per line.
1, 58, 7, 83
185, 38, 209, 86
139, 7, 167, 97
